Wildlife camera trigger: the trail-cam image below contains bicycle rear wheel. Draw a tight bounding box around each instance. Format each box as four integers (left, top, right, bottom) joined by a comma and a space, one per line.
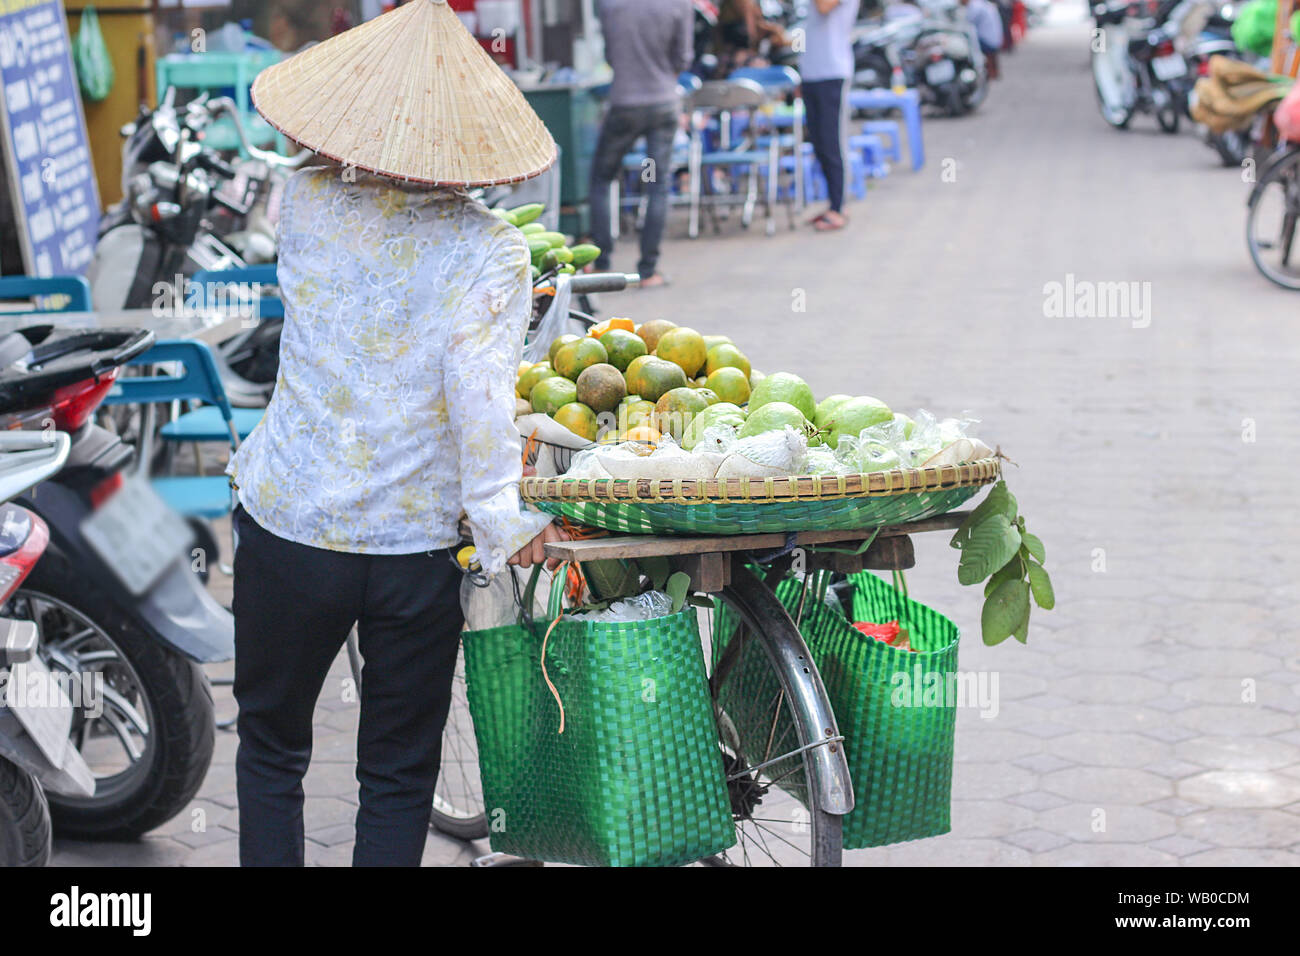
1247, 148, 1300, 291
699, 566, 843, 866
430, 641, 488, 840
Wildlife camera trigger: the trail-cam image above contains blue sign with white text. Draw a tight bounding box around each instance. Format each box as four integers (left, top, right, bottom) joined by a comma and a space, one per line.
0, 0, 101, 276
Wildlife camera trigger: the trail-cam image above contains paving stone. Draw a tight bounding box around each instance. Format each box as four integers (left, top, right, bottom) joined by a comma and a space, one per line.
1040, 767, 1172, 805
1051, 674, 1167, 707
1048, 732, 1167, 768
1177, 771, 1300, 809
1034, 805, 1176, 844
1174, 736, 1300, 772
1030, 844, 1178, 867
1178, 809, 1300, 849
306, 823, 356, 848
1145, 796, 1209, 817
870, 837, 1033, 867
949, 800, 1037, 839
1147, 834, 1215, 858
1009, 790, 1074, 812
951, 762, 1037, 800
955, 729, 1043, 763
1180, 848, 1300, 866
1140, 723, 1204, 744
1012, 752, 1076, 774
1143, 758, 1206, 780
1005, 828, 1073, 853
172, 824, 240, 850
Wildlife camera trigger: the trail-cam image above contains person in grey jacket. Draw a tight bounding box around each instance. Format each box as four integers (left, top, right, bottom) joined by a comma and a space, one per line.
588, 0, 694, 287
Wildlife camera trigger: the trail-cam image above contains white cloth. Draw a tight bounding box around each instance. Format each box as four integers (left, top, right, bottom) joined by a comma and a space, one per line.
227, 167, 551, 572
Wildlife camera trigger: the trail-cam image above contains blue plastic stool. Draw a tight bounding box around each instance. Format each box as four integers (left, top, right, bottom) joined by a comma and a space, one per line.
848, 88, 925, 171
862, 120, 903, 164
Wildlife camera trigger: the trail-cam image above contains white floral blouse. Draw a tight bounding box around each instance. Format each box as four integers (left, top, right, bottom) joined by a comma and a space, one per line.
227, 166, 551, 572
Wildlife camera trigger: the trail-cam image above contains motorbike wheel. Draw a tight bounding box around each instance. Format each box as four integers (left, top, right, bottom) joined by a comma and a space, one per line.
1209, 129, 1249, 167
13, 550, 215, 840
944, 82, 966, 117
1092, 50, 1134, 129
1156, 97, 1180, 134
0, 757, 51, 866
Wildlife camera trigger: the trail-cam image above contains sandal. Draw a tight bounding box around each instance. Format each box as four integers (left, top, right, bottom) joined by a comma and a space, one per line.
812, 211, 849, 232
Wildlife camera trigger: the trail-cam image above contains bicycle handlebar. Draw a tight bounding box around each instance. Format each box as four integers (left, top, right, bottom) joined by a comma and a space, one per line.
565, 273, 640, 294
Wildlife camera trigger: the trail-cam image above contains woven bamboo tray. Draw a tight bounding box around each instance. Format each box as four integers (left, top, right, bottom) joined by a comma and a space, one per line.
521, 458, 1001, 535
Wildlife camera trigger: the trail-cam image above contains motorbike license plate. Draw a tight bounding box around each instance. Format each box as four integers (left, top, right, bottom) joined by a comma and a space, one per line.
925, 58, 957, 86
3, 641, 75, 768
80, 478, 194, 596
1152, 54, 1187, 81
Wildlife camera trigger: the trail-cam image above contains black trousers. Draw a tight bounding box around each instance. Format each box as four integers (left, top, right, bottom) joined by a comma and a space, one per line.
231, 505, 464, 866
803, 78, 849, 214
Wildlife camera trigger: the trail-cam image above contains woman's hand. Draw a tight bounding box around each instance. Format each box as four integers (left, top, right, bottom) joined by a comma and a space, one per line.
508, 521, 571, 570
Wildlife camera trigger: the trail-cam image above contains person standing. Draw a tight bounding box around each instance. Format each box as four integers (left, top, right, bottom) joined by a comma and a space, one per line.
231, 0, 567, 866
801, 0, 861, 232
589, 0, 694, 288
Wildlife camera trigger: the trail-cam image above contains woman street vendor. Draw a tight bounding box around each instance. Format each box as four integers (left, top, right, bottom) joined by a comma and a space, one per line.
225, 0, 567, 866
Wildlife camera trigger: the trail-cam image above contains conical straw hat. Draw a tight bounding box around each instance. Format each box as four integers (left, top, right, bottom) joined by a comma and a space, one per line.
251, 0, 557, 186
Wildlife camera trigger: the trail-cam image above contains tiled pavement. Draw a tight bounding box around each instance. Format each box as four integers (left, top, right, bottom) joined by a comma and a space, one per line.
52, 13, 1300, 866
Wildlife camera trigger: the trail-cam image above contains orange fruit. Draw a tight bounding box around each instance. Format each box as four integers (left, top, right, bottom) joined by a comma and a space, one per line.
705, 343, 752, 378
553, 402, 598, 441
588, 316, 635, 338
623, 425, 661, 442
635, 319, 677, 354
655, 326, 708, 378
554, 338, 608, 380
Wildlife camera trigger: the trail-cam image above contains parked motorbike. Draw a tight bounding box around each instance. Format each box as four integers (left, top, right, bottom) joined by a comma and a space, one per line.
1091, 0, 1186, 133
88, 91, 306, 408
0, 429, 94, 866
854, 1, 989, 116
0, 324, 232, 839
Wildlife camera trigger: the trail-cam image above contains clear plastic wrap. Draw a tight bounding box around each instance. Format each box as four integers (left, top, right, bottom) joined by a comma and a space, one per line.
461, 566, 551, 630
564, 589, 674, 622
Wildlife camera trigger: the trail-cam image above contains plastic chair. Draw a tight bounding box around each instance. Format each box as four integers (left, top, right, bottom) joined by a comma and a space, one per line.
686, 79, 781, 237
0, 275, 92, 314
191, 264, 283, 319
101, 340, 241, 520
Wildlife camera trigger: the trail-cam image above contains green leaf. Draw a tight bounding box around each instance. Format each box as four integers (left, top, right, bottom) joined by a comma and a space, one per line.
687, 594, 715, 609
1021, 531, 1045, 564
1027, 562, 1055, 610
1013, 603, 1031, 643
638, 556, 670, 591
665, 572, 690, 613
983, 559, 1023, 598
982, 579, 1030, 645
950, 480, 1018, 550
957, 514, 1022, 586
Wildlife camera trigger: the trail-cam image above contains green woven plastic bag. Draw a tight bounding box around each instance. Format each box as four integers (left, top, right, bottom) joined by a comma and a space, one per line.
716, 570, 959, 849
462, 570, 735, 866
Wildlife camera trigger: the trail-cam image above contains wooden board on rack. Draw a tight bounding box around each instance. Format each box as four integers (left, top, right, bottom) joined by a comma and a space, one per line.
542, 510, 970, 563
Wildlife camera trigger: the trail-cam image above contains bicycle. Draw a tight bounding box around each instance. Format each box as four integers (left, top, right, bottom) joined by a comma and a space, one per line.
1246, 142, 1300, 290
431, 511, 971, 867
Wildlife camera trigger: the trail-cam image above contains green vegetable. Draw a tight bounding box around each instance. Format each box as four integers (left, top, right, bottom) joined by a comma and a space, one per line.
534, 231, 567, 249
509, 203, 545, 226
527, 237, 552, 264
569, 243, 601, 267
553, 246, 575, 264
950, 478, 1054, 645
520, 222, 546, 236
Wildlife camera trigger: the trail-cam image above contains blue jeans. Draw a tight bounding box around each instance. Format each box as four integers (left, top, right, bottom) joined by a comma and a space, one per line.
588, 101, 680, 277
